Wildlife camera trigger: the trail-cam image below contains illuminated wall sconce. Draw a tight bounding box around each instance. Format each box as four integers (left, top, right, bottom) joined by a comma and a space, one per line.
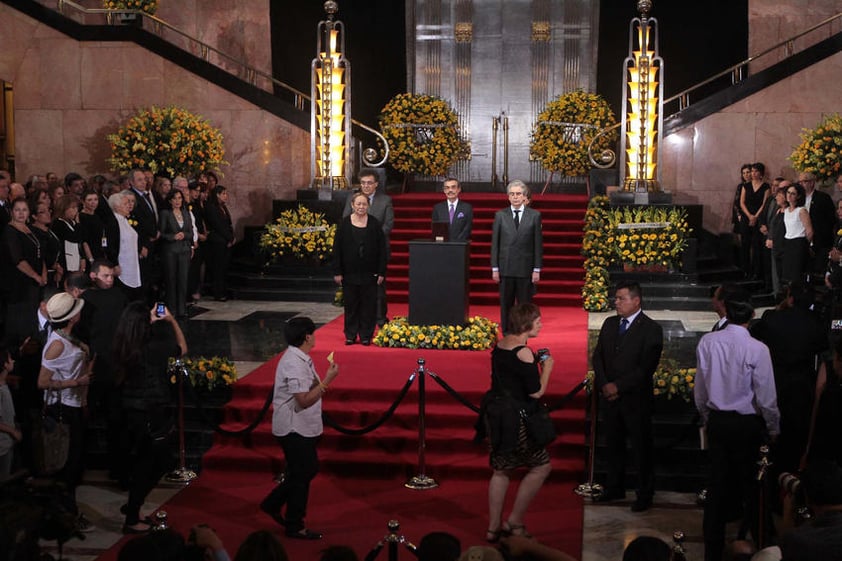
620, 0, 663, 193
311, 0, 351, 190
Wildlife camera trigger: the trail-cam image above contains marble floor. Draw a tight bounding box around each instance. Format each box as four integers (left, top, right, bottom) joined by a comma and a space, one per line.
35, 300, 737, 561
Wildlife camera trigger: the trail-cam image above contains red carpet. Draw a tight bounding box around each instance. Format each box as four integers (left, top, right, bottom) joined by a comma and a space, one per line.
97, 304, 588, 560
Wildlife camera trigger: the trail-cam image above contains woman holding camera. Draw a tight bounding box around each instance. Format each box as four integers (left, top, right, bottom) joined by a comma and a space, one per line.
483, 303, 553, 542
112, 301, 187, 533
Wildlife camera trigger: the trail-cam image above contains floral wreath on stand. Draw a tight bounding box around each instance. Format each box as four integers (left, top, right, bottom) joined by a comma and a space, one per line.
108, 106, 226, 177
259, 205, 336, 263
102, 0, 158, 15
379, 93, 468, 178
530, 90, 618, 179
790, 113, 842, 182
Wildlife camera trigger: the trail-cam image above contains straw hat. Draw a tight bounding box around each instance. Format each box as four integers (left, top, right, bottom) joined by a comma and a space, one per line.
46, 292, 85, 323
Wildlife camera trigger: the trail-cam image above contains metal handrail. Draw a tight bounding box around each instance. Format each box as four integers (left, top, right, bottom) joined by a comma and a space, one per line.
50, 0, 389, 156
665, 12, 842, 111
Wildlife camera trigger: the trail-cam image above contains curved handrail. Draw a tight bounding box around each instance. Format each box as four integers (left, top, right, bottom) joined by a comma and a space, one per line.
664, 12, 842, 112
49, 0, 390, 161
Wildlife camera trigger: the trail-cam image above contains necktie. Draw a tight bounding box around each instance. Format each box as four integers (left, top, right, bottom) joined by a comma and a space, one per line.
143, 192, 157, 219
513, 209, 520, 229
449, 204, 455, 224
619, 318, 629, 336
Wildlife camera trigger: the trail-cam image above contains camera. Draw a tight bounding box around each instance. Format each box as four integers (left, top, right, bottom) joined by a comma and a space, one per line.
156, 302, 166, 317
536, 348, 550, 362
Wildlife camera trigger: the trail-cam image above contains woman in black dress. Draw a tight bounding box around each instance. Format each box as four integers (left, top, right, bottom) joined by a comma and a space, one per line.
332, 192, 386, 346
78, 189, 107, 267
2, 198, 47, 339
204, 185, 234, 301
484, 303, 554, 542
50, 194, 86, 274
738, 162, 770, 279
29, 201, 62, 288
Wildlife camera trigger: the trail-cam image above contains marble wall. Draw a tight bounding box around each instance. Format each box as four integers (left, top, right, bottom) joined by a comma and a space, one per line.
659, 1, 842, 233
0, 2, 309, 237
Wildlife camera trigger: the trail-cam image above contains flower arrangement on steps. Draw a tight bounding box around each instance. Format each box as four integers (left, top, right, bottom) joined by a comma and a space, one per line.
373, 315, 498, 350
259, 205, 336, 266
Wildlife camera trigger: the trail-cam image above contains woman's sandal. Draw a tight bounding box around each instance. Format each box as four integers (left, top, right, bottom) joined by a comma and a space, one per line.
502, 521, 533, 538
485, 529, 502, 543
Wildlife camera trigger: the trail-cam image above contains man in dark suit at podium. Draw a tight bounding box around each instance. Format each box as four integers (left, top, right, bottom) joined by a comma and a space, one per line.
431, 177, 473, 242
490, 180, 543, 333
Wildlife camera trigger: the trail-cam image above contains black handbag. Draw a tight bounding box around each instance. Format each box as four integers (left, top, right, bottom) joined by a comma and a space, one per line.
521, 401, 556, 448
33, 391, 70, 475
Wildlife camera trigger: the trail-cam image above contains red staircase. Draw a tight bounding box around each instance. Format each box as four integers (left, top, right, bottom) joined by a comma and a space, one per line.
386, 192, 588, 307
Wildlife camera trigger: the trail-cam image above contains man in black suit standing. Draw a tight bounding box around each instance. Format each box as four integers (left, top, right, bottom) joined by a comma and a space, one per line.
344, 170, 394, 326
801, 171, 836, 276
128, 168, 161, 303
431, 177, 473, 242
491, 180, 543, 334
592, 281, 663, 512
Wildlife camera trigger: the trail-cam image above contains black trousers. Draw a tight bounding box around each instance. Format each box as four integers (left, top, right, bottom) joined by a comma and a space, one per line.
601, 393, 654, 500
262, 433, 319, 532
499, 275, 533, 334
46, 404, 85, 510
343, 281, 377, 341
123, 408, 174, 525
207, 242, 231, 299
703, 411, 765, 561
162, 248, 190, 316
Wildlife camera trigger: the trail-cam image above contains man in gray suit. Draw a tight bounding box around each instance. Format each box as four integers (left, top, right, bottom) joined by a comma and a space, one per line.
344, 170, 394, 326
491, 180, 543, 333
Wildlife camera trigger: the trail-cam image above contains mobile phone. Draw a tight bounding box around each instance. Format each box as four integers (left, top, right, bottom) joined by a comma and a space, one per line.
832, 319, 842, 330
156, 302, 166, 317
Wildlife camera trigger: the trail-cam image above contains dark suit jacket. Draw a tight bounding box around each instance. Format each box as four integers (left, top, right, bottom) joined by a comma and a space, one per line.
432, 200, 473, 242
129, 187, 159, 253
205, 202, 234, 245
158, 208, 194, 255
592, 312, 664, 398
490, 206, 543, 277
331, 215, 387, 284
809, 189, 836, 249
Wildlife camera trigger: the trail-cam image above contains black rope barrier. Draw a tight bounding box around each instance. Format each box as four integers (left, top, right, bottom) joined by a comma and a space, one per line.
426, 370, 481, 413
545, 380, 587, 412
182, 378, 275, 437
322, 372, 417, 436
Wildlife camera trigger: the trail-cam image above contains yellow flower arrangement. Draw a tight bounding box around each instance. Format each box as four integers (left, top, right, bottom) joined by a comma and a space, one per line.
586, 360, 696, 403
530, 90, 618, 177
259, 205, 336, 262
379, 93, 468, 177
103, 0, 157, 14
170, 356, 238, 391
108, 106, 226, 177
790, 113, 842, 182
373, 316, 498, 350
606, 206, 691, 267
581, 195, 611, 311
582, 266, 610, 312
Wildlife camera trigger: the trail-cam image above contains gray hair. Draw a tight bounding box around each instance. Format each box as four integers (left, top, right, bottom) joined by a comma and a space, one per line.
506, 179, 529, 197
108, 190, 128, 211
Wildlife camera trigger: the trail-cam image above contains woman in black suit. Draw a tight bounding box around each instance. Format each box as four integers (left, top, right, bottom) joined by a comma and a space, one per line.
159, 189, 194, 318
332, 192, 386, 345
204, 185, 234, 301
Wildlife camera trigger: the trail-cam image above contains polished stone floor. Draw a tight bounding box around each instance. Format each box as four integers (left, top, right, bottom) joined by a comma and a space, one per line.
37, 300, 744, 561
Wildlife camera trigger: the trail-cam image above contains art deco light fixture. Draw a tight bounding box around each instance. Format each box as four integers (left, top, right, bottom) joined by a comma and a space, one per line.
620, 0, 663, 192
311, 1, 351, 190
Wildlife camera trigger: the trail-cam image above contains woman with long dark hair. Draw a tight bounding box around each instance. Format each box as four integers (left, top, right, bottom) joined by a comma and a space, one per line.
782, 182, 813, 285
204, 185, 234, 301
159, 189, 194, 318
738, 162, 770, 279
112, 301, 187, 533
2, 197, 46, 339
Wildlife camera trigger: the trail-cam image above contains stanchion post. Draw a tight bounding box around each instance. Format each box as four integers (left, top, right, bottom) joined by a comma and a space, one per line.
575, 377, 604, 499
755, 444, 771, 548
165, 359, 197, 484
405, 358, 438, 490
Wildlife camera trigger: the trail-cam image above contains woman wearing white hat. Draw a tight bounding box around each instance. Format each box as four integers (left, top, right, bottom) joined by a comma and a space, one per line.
37, 291, 95, 532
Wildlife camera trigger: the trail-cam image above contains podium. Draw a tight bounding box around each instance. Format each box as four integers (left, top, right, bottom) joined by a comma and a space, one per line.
408, 240, 470, 326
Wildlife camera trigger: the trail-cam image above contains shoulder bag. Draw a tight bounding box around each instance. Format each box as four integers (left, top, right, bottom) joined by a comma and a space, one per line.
33, 390, 70, 475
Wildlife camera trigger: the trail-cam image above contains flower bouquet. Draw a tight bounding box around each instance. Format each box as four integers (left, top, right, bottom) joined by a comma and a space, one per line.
170, 356, 237, 392
259, 205, 336, 263
373, 315, 498, 350
790, 113, 842, 182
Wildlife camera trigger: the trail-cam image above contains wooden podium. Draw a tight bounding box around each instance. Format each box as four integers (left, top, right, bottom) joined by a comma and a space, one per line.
408, 240, 470, 326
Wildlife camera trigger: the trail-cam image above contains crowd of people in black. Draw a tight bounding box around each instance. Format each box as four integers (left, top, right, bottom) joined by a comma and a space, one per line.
0, 167, 233, 535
